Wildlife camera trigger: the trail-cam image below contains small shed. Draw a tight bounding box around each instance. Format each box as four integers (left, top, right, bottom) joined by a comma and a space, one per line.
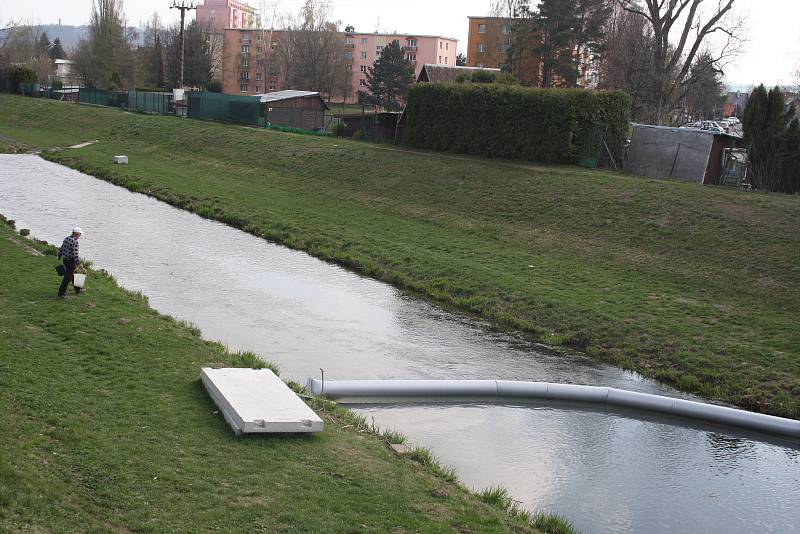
256, 90, 329, 132
417, 64, 502, 83
625, 124, 745, 185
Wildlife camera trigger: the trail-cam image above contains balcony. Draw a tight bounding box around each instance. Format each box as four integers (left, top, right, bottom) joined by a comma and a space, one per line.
404, 45, 417, 51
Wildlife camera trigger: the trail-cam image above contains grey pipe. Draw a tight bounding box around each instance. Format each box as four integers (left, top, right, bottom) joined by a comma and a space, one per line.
306, 378, 800, 439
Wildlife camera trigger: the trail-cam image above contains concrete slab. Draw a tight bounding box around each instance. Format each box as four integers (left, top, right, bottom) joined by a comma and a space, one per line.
68, 140, 98, 149
201, 368, 324, 435
113, 155, 128, 164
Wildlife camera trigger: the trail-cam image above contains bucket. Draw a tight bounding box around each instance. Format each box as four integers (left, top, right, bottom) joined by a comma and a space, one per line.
73, 273, 86, 288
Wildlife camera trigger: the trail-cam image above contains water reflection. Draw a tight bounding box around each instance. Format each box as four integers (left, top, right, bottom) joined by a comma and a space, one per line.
1, 154, 798, 534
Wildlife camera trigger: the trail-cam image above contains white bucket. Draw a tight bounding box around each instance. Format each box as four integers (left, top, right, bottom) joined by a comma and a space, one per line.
73, 273, 86, 288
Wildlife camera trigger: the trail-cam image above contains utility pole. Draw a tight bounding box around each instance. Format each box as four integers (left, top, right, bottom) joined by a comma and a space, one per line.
170, 0, 197, 88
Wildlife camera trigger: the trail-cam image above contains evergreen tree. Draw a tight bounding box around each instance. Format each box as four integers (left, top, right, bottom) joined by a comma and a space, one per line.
533, 0, 580, 87
683, 52, 725, 120
50, 37, 66, 59
456, 53, 467, 66
182, 20, 212, 88
364, 40, 414, 111
743, 85, 800, 193
37, 32, 51, 57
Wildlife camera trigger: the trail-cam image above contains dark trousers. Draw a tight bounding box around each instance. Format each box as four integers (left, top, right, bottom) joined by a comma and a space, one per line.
58, 259, 80, 296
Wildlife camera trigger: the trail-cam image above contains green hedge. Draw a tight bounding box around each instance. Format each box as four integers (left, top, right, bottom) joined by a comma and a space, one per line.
405, 84, 631, 166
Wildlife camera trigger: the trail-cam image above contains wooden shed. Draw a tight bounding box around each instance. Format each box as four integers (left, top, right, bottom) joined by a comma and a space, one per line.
257, 90, 329, 132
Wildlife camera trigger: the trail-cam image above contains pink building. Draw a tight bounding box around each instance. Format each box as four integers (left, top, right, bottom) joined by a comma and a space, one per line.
196, 0, 259, 32
345, 32, 458, 100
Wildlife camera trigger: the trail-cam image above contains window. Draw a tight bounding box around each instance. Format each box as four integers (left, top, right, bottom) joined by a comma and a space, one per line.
269, 83, 276, 90
405, 54, 416, 61
439, 42, 442, 50
271, 41, 277, 50
445, 56, 448, 64
241, 45, 249, 54
501, 24, 511, 34
376, 45, 382, 52
240, 84, 248, 92
242, 32, 250, 41
257, 34, 263, 41
360, 65, 367, 73
241, 57, 248, 67
269, 67, 277, 76
446, 42, 449, 50
255, 85, 261, 92
359, 79, 366, 86
346, 37, 354, 44
361, 37, 368, 45
210, 16, 216, 24
477, 43, 487, 53
257, 47, 263, 54
240, 71, 249, 80
256, 72, 262, 80
501, 44, 511, 53
478, 24, 487, 33
345, 51, 353, 59
476, 62, 484, 68
360, 51, 367, 59
408, 38, 417, 47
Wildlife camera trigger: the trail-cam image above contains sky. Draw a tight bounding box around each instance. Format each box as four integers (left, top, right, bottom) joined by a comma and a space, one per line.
0, 0, 797, 87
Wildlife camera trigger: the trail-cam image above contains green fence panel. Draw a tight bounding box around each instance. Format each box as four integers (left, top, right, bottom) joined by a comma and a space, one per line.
79, 88, 110, 107
187, 91, 259, 126
127, 90, 173, 115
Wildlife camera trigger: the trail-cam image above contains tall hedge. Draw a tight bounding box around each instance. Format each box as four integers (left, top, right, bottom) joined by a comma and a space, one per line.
405, 83, 631, 166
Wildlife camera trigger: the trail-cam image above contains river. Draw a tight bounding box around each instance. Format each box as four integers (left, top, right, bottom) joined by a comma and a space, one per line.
1, 154, 797, 533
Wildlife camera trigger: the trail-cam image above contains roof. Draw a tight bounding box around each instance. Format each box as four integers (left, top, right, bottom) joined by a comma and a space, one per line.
417, 64, 502, 83
254, 90, 329, 109
632, 123, 742, 140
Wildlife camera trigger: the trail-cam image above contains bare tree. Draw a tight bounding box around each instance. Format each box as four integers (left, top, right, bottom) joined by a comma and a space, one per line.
73, 0, 137, 88
275, 0, 351, 99
616, 0, 743, 124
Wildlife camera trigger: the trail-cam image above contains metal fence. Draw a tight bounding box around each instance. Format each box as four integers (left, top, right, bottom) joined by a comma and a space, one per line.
127, 90, 173, 115
265, 107, 328, 132
187, 91, 260, 127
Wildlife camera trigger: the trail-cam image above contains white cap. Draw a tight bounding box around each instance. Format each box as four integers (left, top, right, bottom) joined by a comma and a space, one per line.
72, 227, 83, 235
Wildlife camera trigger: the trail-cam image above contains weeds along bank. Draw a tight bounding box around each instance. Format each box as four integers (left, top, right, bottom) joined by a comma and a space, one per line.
0, 217, 568, 533
0, 94, 798, 420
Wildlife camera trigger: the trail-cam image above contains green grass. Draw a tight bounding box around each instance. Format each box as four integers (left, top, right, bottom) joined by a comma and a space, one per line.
0, 218, 554, 532
1, 94, 799, 418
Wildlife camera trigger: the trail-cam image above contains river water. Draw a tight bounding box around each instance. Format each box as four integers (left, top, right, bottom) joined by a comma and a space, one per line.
1, 154, 797, 533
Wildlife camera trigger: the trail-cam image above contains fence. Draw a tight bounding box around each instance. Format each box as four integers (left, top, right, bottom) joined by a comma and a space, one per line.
127, 90, 173, 115
187, 91, 260, 127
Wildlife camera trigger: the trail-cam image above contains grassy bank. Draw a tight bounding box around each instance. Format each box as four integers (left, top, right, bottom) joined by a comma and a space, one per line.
1, 94, 798, 418
0, 218, 560, 532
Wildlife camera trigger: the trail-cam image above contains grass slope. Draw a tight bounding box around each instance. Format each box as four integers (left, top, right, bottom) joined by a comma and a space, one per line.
0, 219, 552, 533
1, 95, 798, 418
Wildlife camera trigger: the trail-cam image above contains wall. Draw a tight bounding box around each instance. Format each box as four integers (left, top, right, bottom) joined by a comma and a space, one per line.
197, 0, 259, 32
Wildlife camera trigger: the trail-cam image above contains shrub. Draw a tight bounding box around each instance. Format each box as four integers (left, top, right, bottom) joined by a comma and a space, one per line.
206, 80, 222, 93
405, 83, 631, 165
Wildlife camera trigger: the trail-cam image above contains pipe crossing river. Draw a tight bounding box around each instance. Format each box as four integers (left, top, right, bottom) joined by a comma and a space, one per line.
307, 379, 800, 439
1, 154, 798, 534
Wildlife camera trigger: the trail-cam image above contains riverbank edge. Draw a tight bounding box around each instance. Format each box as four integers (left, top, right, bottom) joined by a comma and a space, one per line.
0, 215, 575, 533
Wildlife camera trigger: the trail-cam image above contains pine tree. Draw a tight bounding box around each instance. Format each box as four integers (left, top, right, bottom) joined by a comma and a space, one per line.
37, 32, 51, 57
50, 38, 66, 59
533, 0, 580, 87
456, 53, 467, 66
364, 41, 414, 111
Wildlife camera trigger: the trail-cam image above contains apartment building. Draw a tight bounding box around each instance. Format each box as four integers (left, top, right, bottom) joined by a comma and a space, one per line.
197, 0, 260, 32
466, 16, 595, 88
221, 28, 458, 103
345, 32, 457, 99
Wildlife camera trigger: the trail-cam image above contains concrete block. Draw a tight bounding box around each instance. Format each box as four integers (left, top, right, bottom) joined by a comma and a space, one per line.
113, 155, 128, 164
201, 368, 323, 435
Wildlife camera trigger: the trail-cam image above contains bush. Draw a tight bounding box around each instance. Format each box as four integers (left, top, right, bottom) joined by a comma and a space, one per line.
405, 83, 631, 165
1, 65, 38, 93
206, 80, 222, 93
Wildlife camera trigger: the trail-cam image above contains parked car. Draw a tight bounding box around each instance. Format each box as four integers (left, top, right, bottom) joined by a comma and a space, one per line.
701, 121, 725, 133
727, 116, 740, 125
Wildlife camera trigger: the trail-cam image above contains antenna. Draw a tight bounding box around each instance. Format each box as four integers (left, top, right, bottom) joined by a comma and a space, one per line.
170, 1, 198, 89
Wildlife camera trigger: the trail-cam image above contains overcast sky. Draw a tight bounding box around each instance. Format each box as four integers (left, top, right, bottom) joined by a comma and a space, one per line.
1, 0, 797, 86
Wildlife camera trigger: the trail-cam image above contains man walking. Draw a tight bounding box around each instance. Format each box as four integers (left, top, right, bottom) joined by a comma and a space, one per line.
58, 227, 84, 298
